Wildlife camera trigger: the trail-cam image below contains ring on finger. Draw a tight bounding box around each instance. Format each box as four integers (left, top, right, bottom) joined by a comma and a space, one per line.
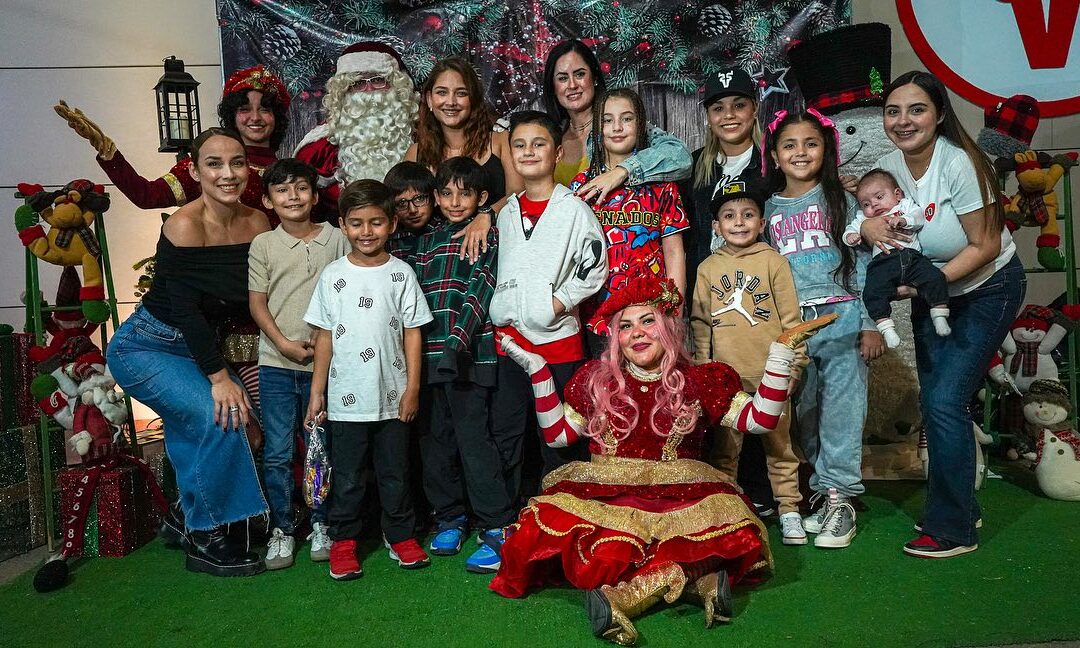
228, 405, 240, 412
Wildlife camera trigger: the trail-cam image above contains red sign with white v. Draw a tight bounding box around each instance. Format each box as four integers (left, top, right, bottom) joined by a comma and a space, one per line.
897, 0, 1080, 116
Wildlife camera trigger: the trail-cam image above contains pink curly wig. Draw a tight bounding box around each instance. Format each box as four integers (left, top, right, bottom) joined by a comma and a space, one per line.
585, 306, 699, 448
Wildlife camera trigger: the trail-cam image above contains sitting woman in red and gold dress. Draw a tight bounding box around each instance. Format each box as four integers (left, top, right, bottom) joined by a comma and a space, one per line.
490, 275, 833, 646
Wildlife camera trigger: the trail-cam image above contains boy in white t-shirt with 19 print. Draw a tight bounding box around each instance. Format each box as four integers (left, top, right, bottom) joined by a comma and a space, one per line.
304, 179, 434, 581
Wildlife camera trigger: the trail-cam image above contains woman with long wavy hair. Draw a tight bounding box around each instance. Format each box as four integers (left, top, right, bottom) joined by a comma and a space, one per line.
488, 274, 834, 646
406, 57, 522, 212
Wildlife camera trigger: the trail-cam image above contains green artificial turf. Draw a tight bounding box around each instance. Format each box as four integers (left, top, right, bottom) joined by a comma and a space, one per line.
1, 472, 1078, 648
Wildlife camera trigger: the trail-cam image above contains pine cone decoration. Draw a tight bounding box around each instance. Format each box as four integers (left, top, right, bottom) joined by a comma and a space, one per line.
260, 24, 302, 63
698, 3, 732, 39
806, 1, 837, 30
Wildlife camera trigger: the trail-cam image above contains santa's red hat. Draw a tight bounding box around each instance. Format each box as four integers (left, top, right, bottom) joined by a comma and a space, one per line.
223, 65, 291, 110
595, 276, 682, 323
336, 41, 408, 78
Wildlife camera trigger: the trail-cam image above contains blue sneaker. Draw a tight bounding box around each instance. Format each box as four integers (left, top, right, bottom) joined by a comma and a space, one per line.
464, 528, 505, 574
429, 516, 467, 556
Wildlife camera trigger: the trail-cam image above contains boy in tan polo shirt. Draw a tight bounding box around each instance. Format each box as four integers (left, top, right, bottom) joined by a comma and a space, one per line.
690, 186, 807, 546
248, 158, 349, 569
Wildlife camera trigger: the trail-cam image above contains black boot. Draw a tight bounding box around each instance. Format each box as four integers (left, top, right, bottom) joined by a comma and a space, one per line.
158, 501, 189, 550
185, 527, 265, 577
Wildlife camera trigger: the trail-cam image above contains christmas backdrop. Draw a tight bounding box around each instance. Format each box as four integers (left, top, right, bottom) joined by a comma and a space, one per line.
217, 0, 850, 153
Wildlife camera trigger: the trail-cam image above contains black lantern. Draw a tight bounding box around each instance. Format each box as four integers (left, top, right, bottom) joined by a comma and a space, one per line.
155, 56, 201, 155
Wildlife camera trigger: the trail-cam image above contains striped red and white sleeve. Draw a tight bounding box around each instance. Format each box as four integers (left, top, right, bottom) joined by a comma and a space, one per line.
720, 342, 795, 434
499, 336, 587, 448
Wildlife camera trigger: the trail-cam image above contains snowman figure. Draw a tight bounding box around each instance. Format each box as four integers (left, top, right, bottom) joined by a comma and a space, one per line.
1024, 379, 1080, 501
788, 22, 897, 178
1000, 305, 1073, 393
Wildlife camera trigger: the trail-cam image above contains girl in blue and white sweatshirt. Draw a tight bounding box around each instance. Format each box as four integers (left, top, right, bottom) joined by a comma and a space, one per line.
762, 110, 884, 550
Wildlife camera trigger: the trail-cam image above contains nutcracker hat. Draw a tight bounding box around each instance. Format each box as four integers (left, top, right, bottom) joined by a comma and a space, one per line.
1023, 378, 1072, 411
788, 22, 892, 115
337, 41, 409, 79
595, 275, 683, 323
223, 65, 291, 110
982, 94, 1040, 149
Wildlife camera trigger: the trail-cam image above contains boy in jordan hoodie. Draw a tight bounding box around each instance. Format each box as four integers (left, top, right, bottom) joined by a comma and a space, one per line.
690, 187, 808, 545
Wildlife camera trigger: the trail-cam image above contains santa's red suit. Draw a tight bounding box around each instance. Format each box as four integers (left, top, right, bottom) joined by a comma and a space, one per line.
294, 41, 416, 223
293, 126, 343, 223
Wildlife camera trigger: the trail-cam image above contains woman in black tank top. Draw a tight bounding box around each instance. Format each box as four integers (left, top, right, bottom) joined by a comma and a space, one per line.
406, 57, 522, 212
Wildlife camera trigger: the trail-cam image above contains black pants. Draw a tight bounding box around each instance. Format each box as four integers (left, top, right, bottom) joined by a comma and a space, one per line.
421, 382, 513, 530
328, 418, 415, 544
862, 248, 949, 321
737, 434, 775, 506
490, 355, 588, 504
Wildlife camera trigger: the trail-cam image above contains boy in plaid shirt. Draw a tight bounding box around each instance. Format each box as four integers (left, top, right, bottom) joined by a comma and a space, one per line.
411, 157, 514, 573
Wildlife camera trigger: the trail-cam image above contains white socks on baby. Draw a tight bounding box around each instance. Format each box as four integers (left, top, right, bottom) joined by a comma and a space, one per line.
877, 307, 951, 349
876, 319, 901, 349
930, 307, 951, 337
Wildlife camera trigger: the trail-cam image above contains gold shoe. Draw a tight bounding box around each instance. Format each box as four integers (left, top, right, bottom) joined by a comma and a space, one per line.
585, 562, 688, 646
683, 570, 734, 628
776, 313, 839, 349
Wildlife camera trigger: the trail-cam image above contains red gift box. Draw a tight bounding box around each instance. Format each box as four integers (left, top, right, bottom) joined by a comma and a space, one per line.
58, 460, 163, 558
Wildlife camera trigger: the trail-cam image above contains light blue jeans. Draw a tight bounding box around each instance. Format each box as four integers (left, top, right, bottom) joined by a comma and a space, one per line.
259, 365, 324, 533
796, 299, 868, 497
107, 308, 268, 531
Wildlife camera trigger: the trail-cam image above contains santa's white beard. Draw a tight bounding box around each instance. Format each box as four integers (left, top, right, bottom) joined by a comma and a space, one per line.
329, 90, 415, 183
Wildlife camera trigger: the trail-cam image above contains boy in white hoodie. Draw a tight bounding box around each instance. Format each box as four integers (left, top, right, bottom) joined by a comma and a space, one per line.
489, 111, 608, 515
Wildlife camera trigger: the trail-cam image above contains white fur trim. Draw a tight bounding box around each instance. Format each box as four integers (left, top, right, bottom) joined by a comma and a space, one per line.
292, 123, 331, 157
337, 51, 396, 76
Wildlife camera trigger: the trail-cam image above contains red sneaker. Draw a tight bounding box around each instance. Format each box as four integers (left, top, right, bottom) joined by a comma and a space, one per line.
329, 539, 363, 580
388, 537, 431, 570
903, 534, 978, 559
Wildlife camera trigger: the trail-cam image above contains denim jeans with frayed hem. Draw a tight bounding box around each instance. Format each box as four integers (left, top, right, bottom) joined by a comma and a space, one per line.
107, 308, 268, 531
796, 299, 868, 498
913, 255, 1025, 546
259, 365, 325, 533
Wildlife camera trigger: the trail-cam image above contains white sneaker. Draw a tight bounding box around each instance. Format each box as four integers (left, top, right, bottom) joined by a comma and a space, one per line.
779, 512, 807, 545
308, 522, 331, 562
814, 489, 857, 549
803, 492, 827, 534
265, 527, 295, 570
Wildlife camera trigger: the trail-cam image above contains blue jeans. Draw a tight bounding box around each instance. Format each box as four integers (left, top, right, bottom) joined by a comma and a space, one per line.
913, 255, 1025, 546
259, 365, 325, 532
107, 308, 268, 531
796, 299, 868, 497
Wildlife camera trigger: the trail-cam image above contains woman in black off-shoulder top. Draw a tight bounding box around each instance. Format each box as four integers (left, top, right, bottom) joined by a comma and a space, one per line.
107, 128, 271, 577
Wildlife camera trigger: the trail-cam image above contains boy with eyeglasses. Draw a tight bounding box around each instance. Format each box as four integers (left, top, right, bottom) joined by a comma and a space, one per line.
384, 161, 440, 262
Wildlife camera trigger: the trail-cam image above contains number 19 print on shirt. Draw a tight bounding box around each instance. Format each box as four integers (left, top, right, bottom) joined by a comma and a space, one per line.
303, 255, 433, 422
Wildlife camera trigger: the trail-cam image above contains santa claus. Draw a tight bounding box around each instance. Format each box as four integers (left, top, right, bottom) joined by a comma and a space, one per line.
295, 41, 419, 221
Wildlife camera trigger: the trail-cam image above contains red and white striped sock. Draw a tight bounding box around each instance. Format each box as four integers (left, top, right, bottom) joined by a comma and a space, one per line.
733, 343, 793, 434
530, 364, 583, 448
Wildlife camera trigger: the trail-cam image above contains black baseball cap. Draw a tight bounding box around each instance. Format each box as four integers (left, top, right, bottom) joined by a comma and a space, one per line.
710, 181, 764, 217
701, 68, 757, 107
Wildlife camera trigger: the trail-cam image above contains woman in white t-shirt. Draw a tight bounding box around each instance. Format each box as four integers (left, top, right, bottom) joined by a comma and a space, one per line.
862, 71, 1025, 559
